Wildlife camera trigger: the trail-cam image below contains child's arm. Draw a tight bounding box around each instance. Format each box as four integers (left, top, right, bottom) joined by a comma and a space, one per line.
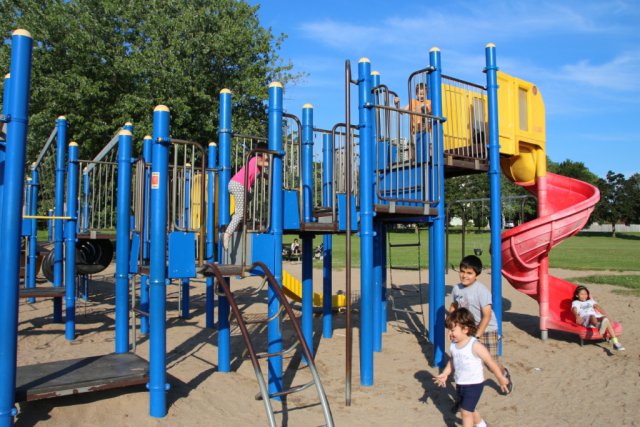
433, 361, 453, 388
473, 341, 509, 393
593, 303, 609, 317
571, 306, 583, 324
476, 304, 492, 336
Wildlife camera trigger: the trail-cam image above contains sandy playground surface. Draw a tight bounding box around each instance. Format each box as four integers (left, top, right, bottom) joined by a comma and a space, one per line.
14, 264, 640, 426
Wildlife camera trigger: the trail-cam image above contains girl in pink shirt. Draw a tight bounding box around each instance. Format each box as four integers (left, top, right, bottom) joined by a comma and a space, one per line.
223, 152, 269, 250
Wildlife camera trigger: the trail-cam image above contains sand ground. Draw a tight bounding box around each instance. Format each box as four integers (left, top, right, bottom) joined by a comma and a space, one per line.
14, 263, 640, 426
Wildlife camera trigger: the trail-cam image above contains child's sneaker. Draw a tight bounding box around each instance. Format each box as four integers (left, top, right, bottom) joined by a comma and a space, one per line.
613, 342, 625, 351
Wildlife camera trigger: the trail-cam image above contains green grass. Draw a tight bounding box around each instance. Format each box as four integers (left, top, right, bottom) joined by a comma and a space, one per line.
565, 274, 640, 297
284, 231, 640, 271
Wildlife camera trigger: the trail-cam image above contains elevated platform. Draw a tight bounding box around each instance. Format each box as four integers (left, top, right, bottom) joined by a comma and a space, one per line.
443, 153, 489, 178
16, 353, 148, 402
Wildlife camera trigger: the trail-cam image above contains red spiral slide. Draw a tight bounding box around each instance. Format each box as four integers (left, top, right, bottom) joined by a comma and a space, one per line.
501, 172, 622, 340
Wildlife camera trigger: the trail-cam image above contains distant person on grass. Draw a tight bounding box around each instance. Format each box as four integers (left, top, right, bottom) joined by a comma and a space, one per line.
572, 285, 624, 351
435, 308, 510, 427
449, 255, 513, 394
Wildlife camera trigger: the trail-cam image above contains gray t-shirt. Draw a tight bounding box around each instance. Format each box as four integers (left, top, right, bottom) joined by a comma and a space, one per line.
451, 280, 498, 332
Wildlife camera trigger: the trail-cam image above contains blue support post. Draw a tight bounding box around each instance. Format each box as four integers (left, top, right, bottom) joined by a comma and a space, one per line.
140, 135, 152, 335
429, 48, 446, 368
149, 105, 170, 418
357, 58, 375, 386
205, 142, 217, 328
268, 82, 285, 398
322, 133, 333, 338
0, 29, 32, 427
27, 167, 39, 303
217, 89, 232, 372
301, 104, 314, 361
53, 115, 67, 323
115, 129, 133, 352
485, 44, 503, 354
180, 165, 191, 319
64, 141, 79, 340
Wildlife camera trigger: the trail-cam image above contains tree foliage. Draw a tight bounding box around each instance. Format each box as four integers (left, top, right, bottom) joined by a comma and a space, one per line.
0, 0, 299, 161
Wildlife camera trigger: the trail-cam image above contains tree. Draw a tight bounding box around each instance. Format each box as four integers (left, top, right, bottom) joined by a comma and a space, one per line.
0, 0, 299, 162
593, 171, 628, 237
548, 159, 600, 187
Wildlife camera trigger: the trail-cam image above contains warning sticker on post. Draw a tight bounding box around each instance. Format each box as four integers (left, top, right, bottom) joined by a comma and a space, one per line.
151, 172, 160, 189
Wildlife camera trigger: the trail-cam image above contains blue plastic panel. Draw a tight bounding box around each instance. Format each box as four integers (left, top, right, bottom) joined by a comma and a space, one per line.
168, 231, 196, 279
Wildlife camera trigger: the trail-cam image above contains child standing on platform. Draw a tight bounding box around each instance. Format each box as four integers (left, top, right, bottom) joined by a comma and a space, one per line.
223, 151, 269, 250
435, 308, 510, 427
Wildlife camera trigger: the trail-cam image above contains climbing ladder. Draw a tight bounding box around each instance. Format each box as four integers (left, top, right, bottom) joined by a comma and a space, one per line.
202, 261, 334, 427
387, 224, 427, 335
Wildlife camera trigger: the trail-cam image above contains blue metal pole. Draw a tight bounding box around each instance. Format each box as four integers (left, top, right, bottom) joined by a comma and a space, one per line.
322, 133, 333, 338
47, 209, 53, 242
301, 104, 314, 361
23, 178, 32, 288
27, 167, 39, 303
485, 44, 503, 354
64, 142, 79, 340
180, 165, 191, 319
429, 48, 446, 368
149, 105, 170, 418
268, 82, 284, 398
140, 135, 152, 335
206, 142, 217, 328
53, 116, 67, 323
358, 58, 374, 386
370, 71, 383, 353
115, 129, 133, 352
217, 89, 232, 372
0, 29, 32, 427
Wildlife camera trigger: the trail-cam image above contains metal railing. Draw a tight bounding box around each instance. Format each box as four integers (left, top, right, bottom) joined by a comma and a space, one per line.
441, 75, 488, 160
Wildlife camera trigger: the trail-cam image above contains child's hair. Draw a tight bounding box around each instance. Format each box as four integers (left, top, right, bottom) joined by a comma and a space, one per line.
445, 308, 478, 336
415, 82, 427, 94
460, 255, 482, 275
573, 285, 591, 301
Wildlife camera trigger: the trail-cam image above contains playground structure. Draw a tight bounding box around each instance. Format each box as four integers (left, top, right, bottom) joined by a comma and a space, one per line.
0, 25, 614, 427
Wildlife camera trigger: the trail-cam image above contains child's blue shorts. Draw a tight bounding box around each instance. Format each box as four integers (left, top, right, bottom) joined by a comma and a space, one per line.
456, 382, 484, 412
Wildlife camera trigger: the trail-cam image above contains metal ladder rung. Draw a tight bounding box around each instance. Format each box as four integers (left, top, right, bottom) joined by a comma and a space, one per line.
388, 242, 421, 248
268, 381, 315, 399
132, 308, 149, 317
390, 284, 420, 293
256, 342, 299, 360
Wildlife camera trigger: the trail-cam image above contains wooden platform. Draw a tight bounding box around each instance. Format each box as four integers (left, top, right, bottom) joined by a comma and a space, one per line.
19, 287, 65, 299
16, 353, 148, 402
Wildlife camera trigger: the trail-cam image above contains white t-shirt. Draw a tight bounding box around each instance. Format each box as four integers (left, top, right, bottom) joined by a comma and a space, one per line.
572, 299, 602, 327
451, 281, 498, 332
451, 337, 484, 385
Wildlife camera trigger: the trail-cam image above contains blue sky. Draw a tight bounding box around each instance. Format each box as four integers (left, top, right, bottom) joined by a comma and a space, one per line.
249, 0, 640, 178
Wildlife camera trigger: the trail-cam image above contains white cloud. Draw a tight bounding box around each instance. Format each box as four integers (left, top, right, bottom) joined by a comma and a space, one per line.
559, 51, 640, 92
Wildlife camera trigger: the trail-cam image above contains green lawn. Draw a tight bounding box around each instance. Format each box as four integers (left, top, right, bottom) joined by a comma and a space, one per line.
284, 231, 640, 272
565, 274, 640, 297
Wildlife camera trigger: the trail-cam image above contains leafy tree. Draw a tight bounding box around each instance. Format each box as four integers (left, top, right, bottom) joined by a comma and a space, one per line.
0, 0, 299, 162
593, 171, 628, 237
548, 159, 600, 187
624, 173, 640, 224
